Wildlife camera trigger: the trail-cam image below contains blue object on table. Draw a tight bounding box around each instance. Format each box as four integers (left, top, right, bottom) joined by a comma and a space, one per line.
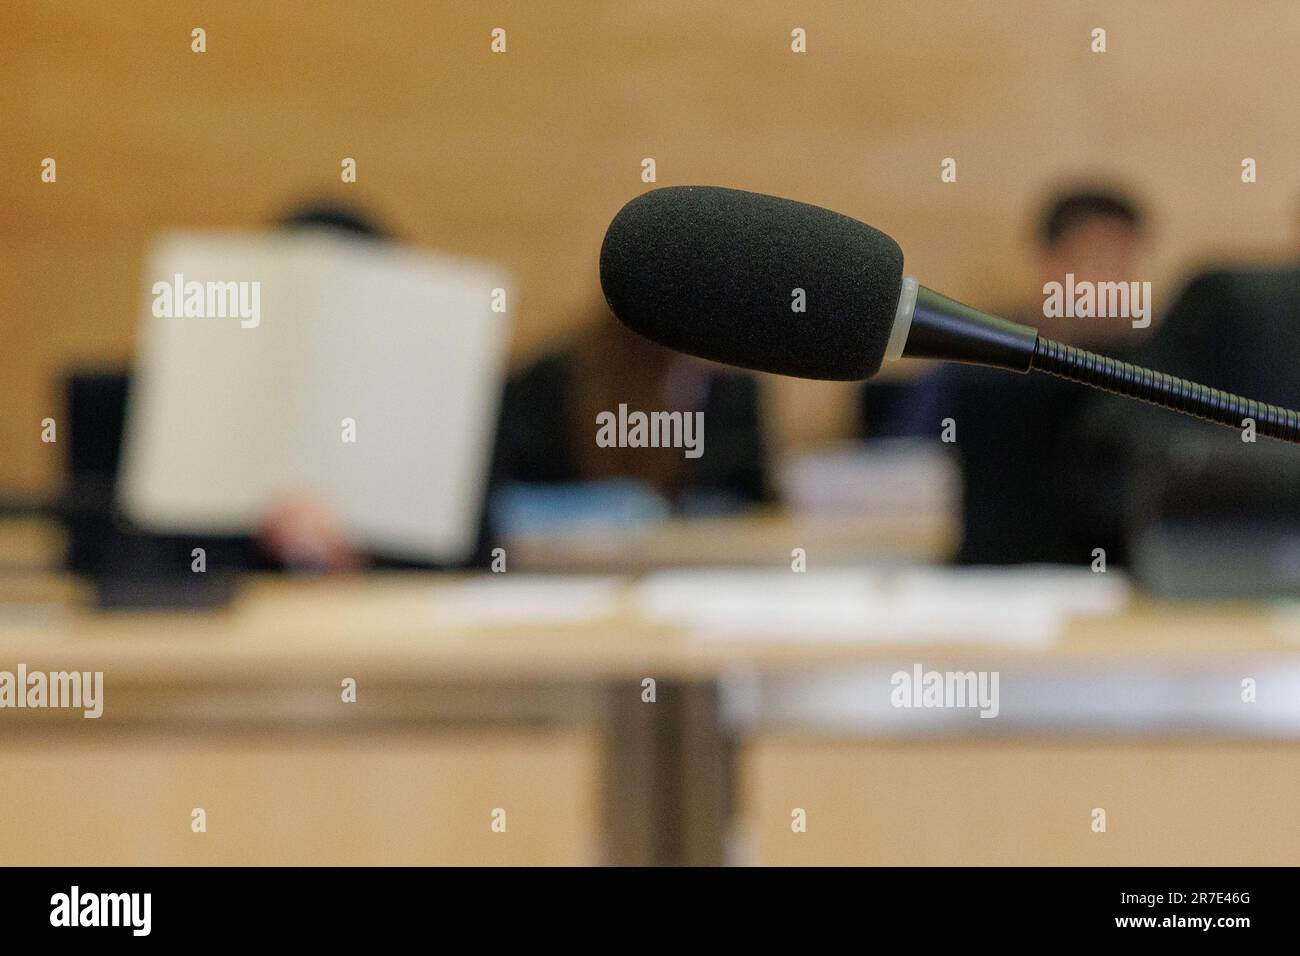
490, 480, 671, 536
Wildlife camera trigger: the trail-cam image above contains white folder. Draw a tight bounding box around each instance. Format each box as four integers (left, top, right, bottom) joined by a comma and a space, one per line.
117, 229, 511, 563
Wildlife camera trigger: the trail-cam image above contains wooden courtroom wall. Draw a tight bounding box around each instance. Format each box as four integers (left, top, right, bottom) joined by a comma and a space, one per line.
4, 1, 1300, 491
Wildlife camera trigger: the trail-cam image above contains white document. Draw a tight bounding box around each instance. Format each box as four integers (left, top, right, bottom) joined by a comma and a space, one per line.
118, 230, 511, 563
431, 576, 627, 627
635, 567, 1130, 646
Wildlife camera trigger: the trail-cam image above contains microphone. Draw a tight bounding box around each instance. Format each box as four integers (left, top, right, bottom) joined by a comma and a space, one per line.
600, 185, 1300, 444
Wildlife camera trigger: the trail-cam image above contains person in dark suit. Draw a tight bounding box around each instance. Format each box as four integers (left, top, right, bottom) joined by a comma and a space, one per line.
1112, 261, 1300, 510
1110, 263, 1300, 594
490, 307, 770, 514
1139, 265, 1300, 410
869, 185, 1152, 565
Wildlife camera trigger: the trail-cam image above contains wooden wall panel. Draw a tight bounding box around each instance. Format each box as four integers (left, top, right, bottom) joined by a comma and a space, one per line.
5, 1, 1300, 488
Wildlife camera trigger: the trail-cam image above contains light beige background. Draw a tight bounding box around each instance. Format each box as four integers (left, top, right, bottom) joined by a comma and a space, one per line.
5, 1, 1300, 490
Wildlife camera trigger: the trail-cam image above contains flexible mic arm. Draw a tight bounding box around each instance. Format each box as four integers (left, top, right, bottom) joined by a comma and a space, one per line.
1031, 338, 1300, 443
891, 281, 1300, 445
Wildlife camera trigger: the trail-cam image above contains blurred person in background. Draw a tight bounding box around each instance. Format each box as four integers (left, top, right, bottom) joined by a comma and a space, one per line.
488, 304, 770, 535
864, 185, 1151, 565
1100, 204, 1300, 598
1136, 247, 1300, 412
65, 202, 407, 589
66, 204, 771, 593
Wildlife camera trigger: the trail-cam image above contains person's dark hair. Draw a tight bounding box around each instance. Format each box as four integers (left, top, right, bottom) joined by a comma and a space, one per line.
1037, 188, 1143, 247
275, 200, 391, 240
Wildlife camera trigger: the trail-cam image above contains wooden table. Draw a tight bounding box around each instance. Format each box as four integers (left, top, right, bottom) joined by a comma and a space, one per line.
3, 572, 1299, 865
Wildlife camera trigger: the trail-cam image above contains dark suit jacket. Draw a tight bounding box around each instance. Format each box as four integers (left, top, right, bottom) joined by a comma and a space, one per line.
1139, 264, 1300, 408
865, 307, 1143, 566
491, 350, 769, 507
933, 358, 1136, 566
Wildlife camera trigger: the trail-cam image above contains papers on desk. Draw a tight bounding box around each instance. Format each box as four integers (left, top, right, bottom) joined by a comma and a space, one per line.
432, 576, 626, 627
424, 567, 1130, 645
635, 566, 1130, 647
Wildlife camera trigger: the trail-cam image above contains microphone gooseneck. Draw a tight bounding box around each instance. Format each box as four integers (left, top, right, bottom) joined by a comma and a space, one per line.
1030, 337, 1300, 444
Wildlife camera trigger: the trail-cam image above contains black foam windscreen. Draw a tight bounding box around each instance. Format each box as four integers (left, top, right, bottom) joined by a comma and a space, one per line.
599, 186, 905, 381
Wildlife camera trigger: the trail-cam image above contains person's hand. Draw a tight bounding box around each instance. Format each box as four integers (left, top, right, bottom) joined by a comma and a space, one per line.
256, 493, 364, 573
